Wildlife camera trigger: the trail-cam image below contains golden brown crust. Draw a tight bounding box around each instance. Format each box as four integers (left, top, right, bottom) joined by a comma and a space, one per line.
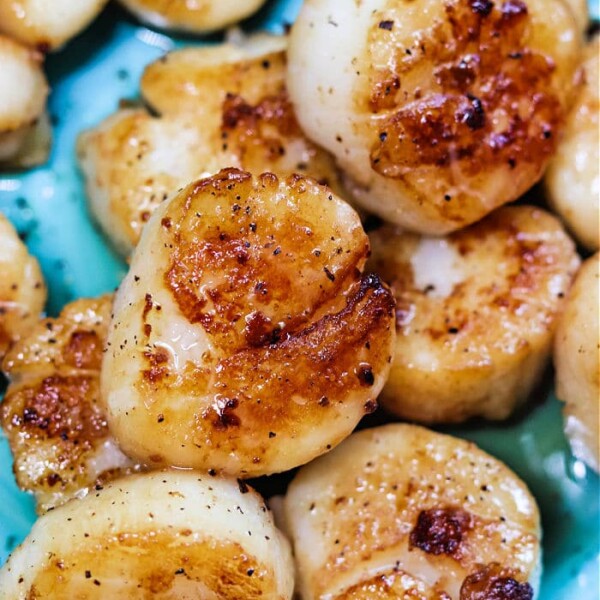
21, 533, 278, 598
369, 1, 561, 178
1, 296, 141, 512
4, 375, 106, 443
164, 169, 369, 352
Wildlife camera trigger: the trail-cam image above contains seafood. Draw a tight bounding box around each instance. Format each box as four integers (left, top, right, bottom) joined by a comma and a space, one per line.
288, 0, 582, 234
367, 205, 580, 423
101, 168, 396, 476
1, 296, 142, 513
284, 424, 541, 600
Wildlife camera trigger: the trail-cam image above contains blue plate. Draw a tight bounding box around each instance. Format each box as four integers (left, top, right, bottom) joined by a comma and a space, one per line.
0, 1, 598, 597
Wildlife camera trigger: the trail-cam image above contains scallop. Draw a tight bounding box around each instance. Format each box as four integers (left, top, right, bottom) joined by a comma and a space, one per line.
101, 168, 396, 477
1, 295, 143, 513
0, 0, 108, 51
78, 34, 343, 256
555, 253, 599, 473
283, 424, 541, 600
288, 0, 582, 234
0, 213, 46, 360
118, 0, 267, 34
367, 205, 580, 423
545, 36, 599, 251
0, 471, 294, 599
0, 35, 49, 168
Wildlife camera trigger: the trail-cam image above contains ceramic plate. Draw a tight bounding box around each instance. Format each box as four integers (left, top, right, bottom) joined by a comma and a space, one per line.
0, 1, 598, 597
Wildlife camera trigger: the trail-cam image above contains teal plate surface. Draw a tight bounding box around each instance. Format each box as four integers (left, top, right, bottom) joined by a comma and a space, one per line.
0, 1, 598, 597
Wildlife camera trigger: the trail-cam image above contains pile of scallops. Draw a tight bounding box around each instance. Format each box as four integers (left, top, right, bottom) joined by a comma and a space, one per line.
0, 0, 598, 598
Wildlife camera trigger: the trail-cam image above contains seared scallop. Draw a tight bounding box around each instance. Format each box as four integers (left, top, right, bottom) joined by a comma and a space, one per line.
284, 424, 541, 600
288, 0, 582, 234
545, 36, 599, 251
118, 0, 267, 34
0, 471, 294, 599
1, 295, 142, 513
368, 205, 580, 423
78, 34, 343, 256
555, 253, 599, 473
0, 0, 108, 51
0, 35, 49, 168
102, 168, 396, 477
0, 213, 46, 360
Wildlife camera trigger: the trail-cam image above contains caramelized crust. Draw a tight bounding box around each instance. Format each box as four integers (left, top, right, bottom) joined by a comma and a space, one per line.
78, 36, 343, 256
409, 508, 474, 557
284, 424, 541, 600
460, 563, 533, 600
18, 535, 277, 598
368, 205, 580, 423
1, 296, 142, 513
102, 169, 396, 476
369, 1, 561, 176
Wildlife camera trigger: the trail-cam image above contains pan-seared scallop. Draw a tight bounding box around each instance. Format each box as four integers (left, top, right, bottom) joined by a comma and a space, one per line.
102, 169, 396, 477
288, 0, 582, 234
367, 205, 579, 423
545, 36, 599, 251
555, 254, 599, 473
284, 424, 541, 600
0, 35, 49, 168
0, 0, 108, 51
118, 0, 267, 34
1, 296, 142, 513
0, 213, 46, 360
78, 35, 343, 257
0, 471, 294, 599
